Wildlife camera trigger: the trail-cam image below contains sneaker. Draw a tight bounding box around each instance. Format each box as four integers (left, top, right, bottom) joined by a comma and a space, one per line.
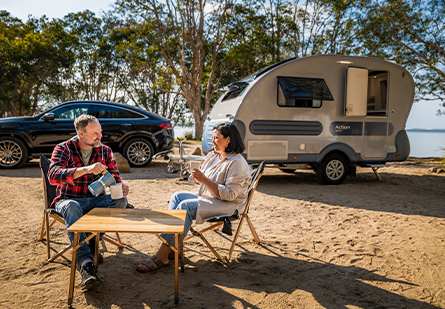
88, 238, 104, 264
79, 262, 98, 291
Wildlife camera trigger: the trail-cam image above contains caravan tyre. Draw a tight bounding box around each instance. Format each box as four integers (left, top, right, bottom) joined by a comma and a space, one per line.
317, 154, 348, 185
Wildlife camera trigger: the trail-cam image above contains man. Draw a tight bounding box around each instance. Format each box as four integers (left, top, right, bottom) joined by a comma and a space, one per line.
49, 114, 129, 291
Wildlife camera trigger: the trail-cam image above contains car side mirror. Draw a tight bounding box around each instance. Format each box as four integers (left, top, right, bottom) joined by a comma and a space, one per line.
42, 112, 55, 121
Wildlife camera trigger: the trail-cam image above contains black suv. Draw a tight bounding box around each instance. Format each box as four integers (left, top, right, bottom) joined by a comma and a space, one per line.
0, 101, 174, 169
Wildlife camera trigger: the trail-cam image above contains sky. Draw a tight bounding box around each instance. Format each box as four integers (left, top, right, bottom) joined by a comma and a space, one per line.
1, 0, 444, 130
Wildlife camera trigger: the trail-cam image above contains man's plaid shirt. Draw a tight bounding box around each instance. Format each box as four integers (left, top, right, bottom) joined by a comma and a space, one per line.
48, 136, 122, 208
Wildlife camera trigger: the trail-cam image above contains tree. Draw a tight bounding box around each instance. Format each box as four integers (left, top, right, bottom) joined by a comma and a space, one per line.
117, 0, 234, 138
110, 13, 187, 125
0, 11, 74, 116
359, 0, 445, 103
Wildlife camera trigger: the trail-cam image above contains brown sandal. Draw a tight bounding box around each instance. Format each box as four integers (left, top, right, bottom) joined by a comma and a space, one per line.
136, 255, 170, 273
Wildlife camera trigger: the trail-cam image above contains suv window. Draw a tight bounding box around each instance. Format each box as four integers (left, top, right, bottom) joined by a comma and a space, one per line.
128, 110, 146, 119
52, 105, 90, 119
277, 76, 333, 108
93, 105, 132, 119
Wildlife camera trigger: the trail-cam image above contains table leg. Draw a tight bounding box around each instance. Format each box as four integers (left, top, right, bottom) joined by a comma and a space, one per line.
68, 232, 79, 307
94, 233, 99, 266
180, 233, 184, 273
174, 233, 179, 305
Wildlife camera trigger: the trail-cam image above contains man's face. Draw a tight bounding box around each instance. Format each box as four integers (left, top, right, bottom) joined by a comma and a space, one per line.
79, 120, 102, 148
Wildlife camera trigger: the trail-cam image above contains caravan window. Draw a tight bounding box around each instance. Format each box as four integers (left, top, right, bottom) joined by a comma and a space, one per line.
277, 77, 333, 108
367, 71, 388, 116
221, 82, 249, 102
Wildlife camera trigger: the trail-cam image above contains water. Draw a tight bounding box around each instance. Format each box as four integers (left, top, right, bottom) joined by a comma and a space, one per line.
406, 131, 445, 158
173, 126, 195, 138
174, 126, 445, 158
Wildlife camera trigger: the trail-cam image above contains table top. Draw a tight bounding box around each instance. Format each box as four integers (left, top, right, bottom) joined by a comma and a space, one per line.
67, 208, 187, 234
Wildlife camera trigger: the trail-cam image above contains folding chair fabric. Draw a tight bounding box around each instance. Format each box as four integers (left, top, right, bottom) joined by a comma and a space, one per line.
185, 161, 265, 263
38, 154, 123, 262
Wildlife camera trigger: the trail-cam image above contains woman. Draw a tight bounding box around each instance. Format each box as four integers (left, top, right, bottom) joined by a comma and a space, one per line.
136, 122, 251, 272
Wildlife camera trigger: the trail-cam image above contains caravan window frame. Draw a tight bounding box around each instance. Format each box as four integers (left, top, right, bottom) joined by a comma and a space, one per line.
276, 76, 334, 108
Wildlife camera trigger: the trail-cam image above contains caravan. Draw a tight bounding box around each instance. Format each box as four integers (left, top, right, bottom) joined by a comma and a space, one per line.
202, 55, 414, 184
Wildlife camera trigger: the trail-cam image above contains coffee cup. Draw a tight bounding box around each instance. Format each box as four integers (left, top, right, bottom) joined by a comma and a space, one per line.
187, 161, 201, 172
110, 183, 123, 199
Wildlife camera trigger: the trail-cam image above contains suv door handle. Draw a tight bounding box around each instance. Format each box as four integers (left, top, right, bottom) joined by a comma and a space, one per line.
121, 124, 132, 127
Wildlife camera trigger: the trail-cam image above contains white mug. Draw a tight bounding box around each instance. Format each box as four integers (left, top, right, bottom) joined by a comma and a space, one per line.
110, 183, 123, 199
187, 160, 201, 172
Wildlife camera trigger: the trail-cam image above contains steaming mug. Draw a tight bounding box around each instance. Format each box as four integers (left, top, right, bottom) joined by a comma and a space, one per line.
187, 161, 201, 172
110, 183, 123, 199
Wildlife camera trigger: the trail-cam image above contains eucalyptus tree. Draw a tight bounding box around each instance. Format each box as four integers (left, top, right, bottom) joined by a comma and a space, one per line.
61, 10, 120, 102
359, 0, 445, 105
283, 0, 360, 58
111, 14, 187, 125
0, 11, 74, 116
117, 0, 234, 138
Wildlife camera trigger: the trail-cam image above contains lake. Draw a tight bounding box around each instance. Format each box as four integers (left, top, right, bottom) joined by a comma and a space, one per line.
407, 131, 445, 158
174, 127, 445, 158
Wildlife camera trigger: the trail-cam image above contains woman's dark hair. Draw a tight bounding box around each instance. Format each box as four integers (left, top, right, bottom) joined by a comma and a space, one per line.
213, 122, 245, 154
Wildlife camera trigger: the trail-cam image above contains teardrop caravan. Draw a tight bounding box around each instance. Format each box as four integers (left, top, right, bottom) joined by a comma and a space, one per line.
202, 55, 414, 184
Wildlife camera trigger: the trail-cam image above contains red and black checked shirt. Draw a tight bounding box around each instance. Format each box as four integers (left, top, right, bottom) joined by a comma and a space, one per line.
48, 136, 122, 208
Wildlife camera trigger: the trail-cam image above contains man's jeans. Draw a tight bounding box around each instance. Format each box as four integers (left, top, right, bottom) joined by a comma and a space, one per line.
160, 191, 198, 247
55, 195, 127, 268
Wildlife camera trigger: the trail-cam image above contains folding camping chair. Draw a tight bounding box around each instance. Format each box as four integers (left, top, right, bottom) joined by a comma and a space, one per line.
184, 161, 265, 263
38, 154, 123, 262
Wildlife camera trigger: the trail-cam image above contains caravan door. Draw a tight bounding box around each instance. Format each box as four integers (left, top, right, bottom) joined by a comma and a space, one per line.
362, 118, 388, 159
362, 71, 389, 160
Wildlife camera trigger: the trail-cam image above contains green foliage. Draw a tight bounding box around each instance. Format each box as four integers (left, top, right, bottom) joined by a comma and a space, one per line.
358, 0, 445, 102
1, 0, 444, 122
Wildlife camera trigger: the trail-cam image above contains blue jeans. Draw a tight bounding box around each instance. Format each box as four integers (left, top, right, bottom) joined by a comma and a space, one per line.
160, 191, 198, 247
55, 195, 127, 267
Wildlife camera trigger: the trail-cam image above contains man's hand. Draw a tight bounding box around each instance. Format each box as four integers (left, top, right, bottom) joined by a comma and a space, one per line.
73, 162, 107, 179
122, 183, 129, 197
84, 162, 107, 175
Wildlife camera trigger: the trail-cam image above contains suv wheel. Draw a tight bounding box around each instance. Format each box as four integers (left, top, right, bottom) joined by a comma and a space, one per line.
0, 137, 28, 169
123, 138, 154, 167
316, 153, 349, 185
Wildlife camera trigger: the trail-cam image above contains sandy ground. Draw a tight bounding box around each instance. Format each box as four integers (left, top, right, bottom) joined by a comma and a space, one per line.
0, 144, 444, 309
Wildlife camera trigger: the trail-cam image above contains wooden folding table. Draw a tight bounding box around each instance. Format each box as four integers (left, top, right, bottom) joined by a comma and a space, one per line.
67, 208, 187, 307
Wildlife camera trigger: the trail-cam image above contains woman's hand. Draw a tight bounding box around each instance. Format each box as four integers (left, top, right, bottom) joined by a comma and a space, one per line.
190, 168, 207, 184
190, 168, 220, 198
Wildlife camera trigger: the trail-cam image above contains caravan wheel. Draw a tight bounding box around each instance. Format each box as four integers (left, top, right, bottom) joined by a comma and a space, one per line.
317, 154, 348, 185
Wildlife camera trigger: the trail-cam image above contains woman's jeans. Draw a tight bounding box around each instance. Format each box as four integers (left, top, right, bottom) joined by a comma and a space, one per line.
55, 195, 127, 268
160, 191, 198, 247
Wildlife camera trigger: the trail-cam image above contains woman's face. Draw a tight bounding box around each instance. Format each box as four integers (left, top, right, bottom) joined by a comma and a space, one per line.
212, 129, 230, 154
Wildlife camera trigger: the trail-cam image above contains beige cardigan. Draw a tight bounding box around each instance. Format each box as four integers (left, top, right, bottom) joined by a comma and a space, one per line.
189, 151, 251, 224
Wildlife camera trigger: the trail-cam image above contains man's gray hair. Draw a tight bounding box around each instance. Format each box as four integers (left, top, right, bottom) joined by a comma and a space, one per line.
74, 114, 98, 133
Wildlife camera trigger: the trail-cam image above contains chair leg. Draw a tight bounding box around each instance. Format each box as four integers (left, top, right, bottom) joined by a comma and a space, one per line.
184, 222, 223, 241
103, 234, 123, 248
245, 216, 260, 244
189, 227, 225, 263
48, 244, 72, 263
39, 213, 47, 241
115, 233, 122, 245
227, 217, 246, 261
45, 212, 51, 260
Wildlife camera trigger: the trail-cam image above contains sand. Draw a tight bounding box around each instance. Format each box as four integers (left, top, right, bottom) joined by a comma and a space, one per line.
0, 147, 444, 308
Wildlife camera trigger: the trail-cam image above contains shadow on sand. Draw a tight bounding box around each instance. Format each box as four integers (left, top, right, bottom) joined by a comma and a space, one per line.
71, 241, 440, 309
